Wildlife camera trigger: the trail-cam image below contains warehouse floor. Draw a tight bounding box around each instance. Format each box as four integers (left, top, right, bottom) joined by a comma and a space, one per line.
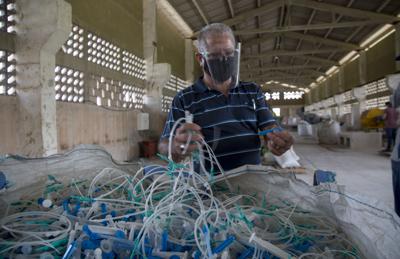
293, 135, 394, 209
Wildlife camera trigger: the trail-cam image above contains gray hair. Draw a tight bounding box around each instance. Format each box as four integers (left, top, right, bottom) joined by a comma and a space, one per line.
197, 23, 236, 53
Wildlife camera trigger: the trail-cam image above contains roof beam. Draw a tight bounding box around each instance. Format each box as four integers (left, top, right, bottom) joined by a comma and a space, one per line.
191, 0, 209, 25
289, 0, 399, 22
247, 70, 318, 79
223, 0, 282, 26
226, 0, 235, 17
248, 75, 317, 81
241, 31, 358, 50
241, 64, 322, 72
234, 20, 383, 35
283, 32, 359, 50
242, 68, 325, 77
193, 0, 282, 35
242, 54, 338, 66
242, 48, 344, 58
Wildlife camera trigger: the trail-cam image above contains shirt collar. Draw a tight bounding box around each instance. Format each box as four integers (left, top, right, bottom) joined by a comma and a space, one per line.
192, 76, 209, 93
193, 76, 239, 93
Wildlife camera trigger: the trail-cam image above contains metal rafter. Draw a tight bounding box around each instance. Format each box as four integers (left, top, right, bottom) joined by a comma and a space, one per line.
242, 31, 358, 50
249, 75, 318, 81
243, 53, 338, 66
243, 48, 345, 58
241, 64, 322, 72
289, 0, 355, 84
234, 20, 385, 35
191, 0, 209, 25
242, 67, 325, 77
289, 0, 399, 22
193, 0, 283, 35
226, 0, 235, 17
313, 0, 392, 75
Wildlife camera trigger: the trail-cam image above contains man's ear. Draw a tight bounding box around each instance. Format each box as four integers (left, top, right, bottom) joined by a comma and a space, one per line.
195, 53, 203, 65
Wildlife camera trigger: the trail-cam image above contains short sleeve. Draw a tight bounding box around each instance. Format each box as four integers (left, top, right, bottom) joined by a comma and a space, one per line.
255, 86, 276, 129
160, 94, 185, 139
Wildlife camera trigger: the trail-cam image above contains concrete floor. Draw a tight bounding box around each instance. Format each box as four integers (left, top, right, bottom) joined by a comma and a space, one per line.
293, 135, 394, 209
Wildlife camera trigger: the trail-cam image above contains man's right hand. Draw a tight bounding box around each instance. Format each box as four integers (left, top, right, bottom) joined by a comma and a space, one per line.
172, 123, 203, 157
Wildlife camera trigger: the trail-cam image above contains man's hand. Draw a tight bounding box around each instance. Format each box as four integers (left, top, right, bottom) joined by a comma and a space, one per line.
171, 123, 203, 158
158, 123, 203, 162
266, 130, 293, 156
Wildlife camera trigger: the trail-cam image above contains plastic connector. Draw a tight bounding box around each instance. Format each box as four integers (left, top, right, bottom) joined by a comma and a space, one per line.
21, 245, 32, 255
0, 171, 6, 190
100, 239, 113, 254
37, 198, 52, 208
82, 240, 98, 250
94, 248, 102, 259
237, 247, 254, 259
82, 225, 102, 240
184, 111, 193, 123
161, 229, 168, 251
62, 241, 77, 259
258, 127, 283, 136
249, 233, 292, 259
212, 235, 236, 254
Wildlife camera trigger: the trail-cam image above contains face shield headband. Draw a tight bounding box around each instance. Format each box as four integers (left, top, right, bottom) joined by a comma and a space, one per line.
201, 42, 241, 87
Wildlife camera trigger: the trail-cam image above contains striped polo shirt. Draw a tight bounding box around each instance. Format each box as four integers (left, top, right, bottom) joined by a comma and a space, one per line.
161, 77, 276, 171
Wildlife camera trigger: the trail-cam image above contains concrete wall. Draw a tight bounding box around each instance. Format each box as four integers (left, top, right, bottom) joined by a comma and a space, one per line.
306, 33, 398, 105
0, 96, 18, 154
156, 9, 185, 79
0, 96, 144, 161
66, 0, 143, 56
57, 102, 144, 161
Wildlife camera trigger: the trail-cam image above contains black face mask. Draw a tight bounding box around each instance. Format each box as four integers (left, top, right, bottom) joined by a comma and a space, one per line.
203, 56, 236, 84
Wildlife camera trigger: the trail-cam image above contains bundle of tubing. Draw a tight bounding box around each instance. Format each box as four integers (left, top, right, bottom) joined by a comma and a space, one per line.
0, 114, 362, 259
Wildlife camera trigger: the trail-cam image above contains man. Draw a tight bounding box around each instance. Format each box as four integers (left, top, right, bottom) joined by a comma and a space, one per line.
158, 23, 293, 171
383, 102, 397, 152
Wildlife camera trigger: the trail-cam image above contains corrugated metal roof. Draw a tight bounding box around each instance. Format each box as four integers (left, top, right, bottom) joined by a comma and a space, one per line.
167, 0, 400, 90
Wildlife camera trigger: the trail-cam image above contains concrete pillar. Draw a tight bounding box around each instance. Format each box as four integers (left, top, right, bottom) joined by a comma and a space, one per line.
334, 94, 345, 118
331, 107, 337, 121
16, 0, 71, 157
338, 67, 345, 92
359, 50, 367, 85
321, 100, 331, 118
143, 0, 156, 78
351, 86, 367, 130
396, 23, 400, 71
143, 0, 171, 135
185, 39, 194, 83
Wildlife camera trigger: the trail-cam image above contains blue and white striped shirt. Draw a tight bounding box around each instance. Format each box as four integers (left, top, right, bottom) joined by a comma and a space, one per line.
161, 77, 276, 171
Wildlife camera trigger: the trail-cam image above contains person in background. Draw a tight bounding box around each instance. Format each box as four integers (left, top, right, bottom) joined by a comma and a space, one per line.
383, 102, 397, 152
390, 53, 400, 217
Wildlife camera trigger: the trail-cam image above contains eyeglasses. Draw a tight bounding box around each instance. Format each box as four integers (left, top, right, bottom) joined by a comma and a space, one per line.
201, 49, 235, 60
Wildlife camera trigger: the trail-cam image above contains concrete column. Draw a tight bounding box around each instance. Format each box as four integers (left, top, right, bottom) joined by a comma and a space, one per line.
351, 86, 367, 130
321, 100, 331, 118
185, 39, 194, 83
143, 0, 156, 78
16, 0, 71, 157
143, 0, 171, 135
359, 50, 367, 85
338, 67, 345, 92
396, 23, 400, 71
334, 94, 345, 118
306, 93, 312, 107
331, 107, 337, 121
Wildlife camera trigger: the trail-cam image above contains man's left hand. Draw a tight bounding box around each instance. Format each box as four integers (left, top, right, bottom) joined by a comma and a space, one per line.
266, 131, 294, 156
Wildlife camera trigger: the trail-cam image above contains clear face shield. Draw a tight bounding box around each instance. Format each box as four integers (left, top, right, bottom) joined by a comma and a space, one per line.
201, 42, 241, 87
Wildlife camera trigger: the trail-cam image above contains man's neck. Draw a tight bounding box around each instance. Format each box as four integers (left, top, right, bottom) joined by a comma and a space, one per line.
203, 74, 231, 96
